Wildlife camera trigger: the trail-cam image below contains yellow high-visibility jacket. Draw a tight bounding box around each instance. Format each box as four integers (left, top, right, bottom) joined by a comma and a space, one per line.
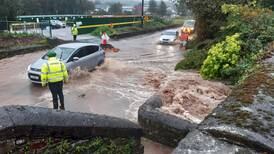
71, 26, 78, 36
41, 57, 68, 86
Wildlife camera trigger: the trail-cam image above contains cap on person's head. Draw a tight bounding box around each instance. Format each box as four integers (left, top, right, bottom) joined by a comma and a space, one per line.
47, 51, 56, 57
73, 24, 76, 27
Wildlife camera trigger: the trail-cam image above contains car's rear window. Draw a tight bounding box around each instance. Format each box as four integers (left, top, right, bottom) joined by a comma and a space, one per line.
42, 47, 75, 60
183, 21, 195, 27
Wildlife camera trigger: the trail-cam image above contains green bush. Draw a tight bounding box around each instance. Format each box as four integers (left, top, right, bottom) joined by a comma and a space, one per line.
90, 26, 117, 37
175, 49, 208, 70
222, 4, 274, 55
175, 39, 219, 70
41, 137, 136, 154
115, 26, 142, 33
144, 21, 166, 29
201, 33, 242, 79
0, 32, 38, 38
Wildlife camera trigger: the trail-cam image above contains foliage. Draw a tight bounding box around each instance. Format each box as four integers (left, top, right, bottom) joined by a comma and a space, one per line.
0, 0, 95, 18
259, 0, 274, 10
133, 3, 142, 15
210, 4, 274, 83
90, 18, 181, 37
93, 9, 108, 15
175, 48, 208, 70
175, 39, 217, 70
0, 0, 19, 19
201, 34, 242, 80
90, 26, 117, 37
0, 32, 36, 38
158, 1, 167, 16
108, 3, 123, 15
148, 0, 158, 15
177, 3, 274, 84
221, 4, 274, 48
115, 26, 142, 33
172, 0, 189, 16
41, 137, 137, 154
174, 0, 252, 41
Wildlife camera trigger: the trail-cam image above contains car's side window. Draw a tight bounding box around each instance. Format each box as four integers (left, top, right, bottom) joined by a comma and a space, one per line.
68, 47, 85, 62
68, 46, 99, 62
75, 48, 86, 58
86, 46, 99, 55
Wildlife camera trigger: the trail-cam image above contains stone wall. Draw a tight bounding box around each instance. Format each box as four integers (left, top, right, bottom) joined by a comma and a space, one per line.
0, 105, 143, 153
138, 95, 196, 147
0, 38, 66, 60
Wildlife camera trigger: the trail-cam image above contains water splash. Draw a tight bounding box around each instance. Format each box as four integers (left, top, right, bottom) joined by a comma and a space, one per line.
143, 71, 231, 123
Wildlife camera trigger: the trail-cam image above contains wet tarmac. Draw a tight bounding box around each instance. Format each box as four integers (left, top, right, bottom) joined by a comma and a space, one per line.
0, 30, 181, 153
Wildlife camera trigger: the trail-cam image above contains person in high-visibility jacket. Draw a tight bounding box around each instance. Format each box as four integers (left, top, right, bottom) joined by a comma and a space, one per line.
41, 51, 68, 110
71, 24, 78, 41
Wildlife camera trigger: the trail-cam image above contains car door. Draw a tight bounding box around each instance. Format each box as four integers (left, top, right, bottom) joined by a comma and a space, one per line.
66, 47, 89, 71
85, 45, 101, 69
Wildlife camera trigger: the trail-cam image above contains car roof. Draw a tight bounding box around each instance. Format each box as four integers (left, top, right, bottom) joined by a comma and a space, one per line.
58, 43, 99, 49
185, 19, 195, 22
163, 29, 178, 33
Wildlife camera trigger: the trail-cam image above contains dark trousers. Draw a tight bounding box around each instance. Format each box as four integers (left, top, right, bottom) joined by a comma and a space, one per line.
48, 81, 64, 110
73, 35, 77, 41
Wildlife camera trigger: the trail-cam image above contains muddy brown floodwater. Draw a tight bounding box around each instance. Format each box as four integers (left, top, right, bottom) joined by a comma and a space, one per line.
0, 29, 229, 153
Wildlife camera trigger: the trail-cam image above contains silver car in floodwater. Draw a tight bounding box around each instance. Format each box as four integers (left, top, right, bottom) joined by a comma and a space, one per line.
159, 29, 178, 44
27, 43, 105, 83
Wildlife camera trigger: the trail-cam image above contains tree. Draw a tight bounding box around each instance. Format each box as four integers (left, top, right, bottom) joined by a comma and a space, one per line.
148, 0, 158, 15
178, 0, 252, 41
21, 0, 42, 15
133, 3, 142, 15
108, 2, 123, 15
173, 0, 189, 16
158, 1, 167, 16
94, 9, 108, 15
0, 0, 20, 18
0, 0, 95, 17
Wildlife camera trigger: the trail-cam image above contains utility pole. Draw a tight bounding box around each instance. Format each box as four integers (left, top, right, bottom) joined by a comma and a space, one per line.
49, 20, 52, 38
141, 0, 144, 28
5, 16, 9, 32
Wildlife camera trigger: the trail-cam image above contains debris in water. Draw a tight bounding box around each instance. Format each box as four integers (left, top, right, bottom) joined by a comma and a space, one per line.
78, 94, 86, 98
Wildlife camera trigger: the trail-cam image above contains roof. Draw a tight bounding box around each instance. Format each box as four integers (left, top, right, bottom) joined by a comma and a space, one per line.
58, 43, 99, 49
164, 29, 178, 33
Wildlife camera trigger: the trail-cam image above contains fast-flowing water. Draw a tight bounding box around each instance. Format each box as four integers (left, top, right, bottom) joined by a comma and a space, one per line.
0, 30, 183, 153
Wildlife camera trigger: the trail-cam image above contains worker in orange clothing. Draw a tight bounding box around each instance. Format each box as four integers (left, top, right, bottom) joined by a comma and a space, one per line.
180, 32, 189, 50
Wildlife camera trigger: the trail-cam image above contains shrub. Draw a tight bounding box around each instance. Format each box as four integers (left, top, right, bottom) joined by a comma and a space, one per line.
222, 4, 274, 55
185, 0, 249, 41
175, 48, 208, 70
0, 32, 37, 38
175, 39, 218, 70
201, 33, 242, 79
114, 26, 142, 33
144, 21, 166, 29
90, 26, 117, 37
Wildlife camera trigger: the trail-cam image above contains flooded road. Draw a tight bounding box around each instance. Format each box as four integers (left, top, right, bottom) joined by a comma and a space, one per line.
0, 31, 182, 120
0, 30, 181, 153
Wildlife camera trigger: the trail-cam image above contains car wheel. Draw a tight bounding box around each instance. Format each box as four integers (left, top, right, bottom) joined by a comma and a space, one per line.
98, 60, 105, 66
